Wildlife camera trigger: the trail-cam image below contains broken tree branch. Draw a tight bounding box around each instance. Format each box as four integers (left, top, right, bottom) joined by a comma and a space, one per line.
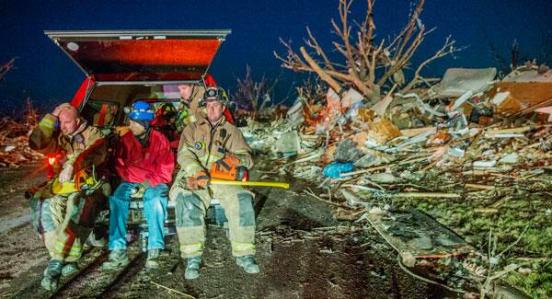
275, 0, 457, 102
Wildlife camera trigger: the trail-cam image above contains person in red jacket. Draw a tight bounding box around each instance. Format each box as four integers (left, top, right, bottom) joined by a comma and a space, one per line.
102, 101, 175, 271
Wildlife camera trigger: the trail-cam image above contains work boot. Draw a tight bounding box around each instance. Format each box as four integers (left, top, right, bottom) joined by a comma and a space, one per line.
236, 255, 260, 274
61, 262, 79, 277
145, 249, 160, 270
101, 249, 129, 271
41, 259, 63, 291
184, 256, 202, 280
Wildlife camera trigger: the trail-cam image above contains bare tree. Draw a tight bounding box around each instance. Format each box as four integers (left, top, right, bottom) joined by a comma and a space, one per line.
275, 0, 460, 102
233, 65, 281, 115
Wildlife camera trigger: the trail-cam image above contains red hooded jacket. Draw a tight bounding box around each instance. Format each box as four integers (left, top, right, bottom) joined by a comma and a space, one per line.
115, 129, 175, 186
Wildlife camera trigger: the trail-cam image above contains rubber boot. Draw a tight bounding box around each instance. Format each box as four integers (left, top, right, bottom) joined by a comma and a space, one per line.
145, 249, 160, 270
41, 259, 63, 291
101, 249, 129, 271
236, 255, 260, 274
184, 256, 202, 280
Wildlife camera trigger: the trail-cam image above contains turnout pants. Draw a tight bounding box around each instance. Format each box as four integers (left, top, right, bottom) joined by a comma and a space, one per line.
30, 191, 102, 263
172, 184, 256, 258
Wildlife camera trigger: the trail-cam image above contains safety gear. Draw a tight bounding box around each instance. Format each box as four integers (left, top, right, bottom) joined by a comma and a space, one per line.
184, 256, 202, 280
171, 117, 255, 260
125, 101, 155, 122
29, 111, 107, 272
61, 262, 79, 277
41, 259, 63, 291
30, 115, 106, 171
186, 171, 210, 190
51, 169, 96, 195
211, 154, 249, 181
236, 255, 260, 274
156, 103, 177, 119
115, 130, 174, 187
173, 188, 256, 259
102, 249, 129, 271
145, 249, 161, 270
175, 117, 253, 180
199, 87, 229, 107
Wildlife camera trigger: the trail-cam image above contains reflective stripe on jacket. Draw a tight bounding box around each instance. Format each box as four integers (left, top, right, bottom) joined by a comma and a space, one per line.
176, 117, 253, 177
29, 114, 107, 173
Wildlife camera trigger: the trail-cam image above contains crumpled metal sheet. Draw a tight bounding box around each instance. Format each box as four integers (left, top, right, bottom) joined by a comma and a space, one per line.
434, 67, 497, 97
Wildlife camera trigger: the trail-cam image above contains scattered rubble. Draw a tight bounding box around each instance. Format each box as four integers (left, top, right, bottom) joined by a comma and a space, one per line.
241, 66, 552, 298
0, 100, 43, 168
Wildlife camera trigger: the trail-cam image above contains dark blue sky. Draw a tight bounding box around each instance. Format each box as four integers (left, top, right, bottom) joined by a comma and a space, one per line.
0, 0, 551, 115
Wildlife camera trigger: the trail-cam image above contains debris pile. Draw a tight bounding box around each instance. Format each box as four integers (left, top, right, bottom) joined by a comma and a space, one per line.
246, 66, 552, 297
0, 101, 43, 167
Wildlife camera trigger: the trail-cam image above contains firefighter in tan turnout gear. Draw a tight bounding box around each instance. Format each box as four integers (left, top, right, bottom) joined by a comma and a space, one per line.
28, 103, 107, 290
170, 87, 260, 279
176, 82, 205, 129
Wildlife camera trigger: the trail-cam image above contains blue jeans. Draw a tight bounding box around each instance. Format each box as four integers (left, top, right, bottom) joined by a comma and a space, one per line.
108, 182, 168, 251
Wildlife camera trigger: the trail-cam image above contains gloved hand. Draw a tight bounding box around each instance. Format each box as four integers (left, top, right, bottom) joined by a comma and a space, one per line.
186, 171, 210, 190
214, 154, 240, 172
58, 164, 74, 183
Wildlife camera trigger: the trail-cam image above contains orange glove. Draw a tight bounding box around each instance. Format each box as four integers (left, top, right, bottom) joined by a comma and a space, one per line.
186, 171, 210, 190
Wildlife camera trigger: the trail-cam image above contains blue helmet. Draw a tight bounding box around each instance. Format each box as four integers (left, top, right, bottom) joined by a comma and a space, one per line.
126, 101, 154, 122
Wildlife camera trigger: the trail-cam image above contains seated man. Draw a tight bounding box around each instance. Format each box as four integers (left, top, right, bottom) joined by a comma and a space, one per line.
170, 87, 259, 280
102, 101, 175, 271
28, 103, 107, 290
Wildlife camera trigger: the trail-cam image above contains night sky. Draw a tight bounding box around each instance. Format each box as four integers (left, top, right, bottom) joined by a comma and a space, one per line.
0, 0, 551, 115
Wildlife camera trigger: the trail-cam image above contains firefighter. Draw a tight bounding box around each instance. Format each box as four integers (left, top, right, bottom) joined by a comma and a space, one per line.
175, 83, 206, 131
28, 103, 107, 290
102, 101, 175, 271
175, 74, 233, 133
169, 87, 259, 280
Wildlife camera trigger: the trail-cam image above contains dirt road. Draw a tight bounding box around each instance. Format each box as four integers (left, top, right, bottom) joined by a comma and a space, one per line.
0, 164, 448, 298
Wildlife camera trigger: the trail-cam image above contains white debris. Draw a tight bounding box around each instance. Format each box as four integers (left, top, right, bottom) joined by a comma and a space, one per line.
435, 67, 497, 98
4, 145, 16, 152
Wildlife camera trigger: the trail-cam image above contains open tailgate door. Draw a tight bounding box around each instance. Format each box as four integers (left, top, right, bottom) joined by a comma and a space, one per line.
45, 30, 230, 82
